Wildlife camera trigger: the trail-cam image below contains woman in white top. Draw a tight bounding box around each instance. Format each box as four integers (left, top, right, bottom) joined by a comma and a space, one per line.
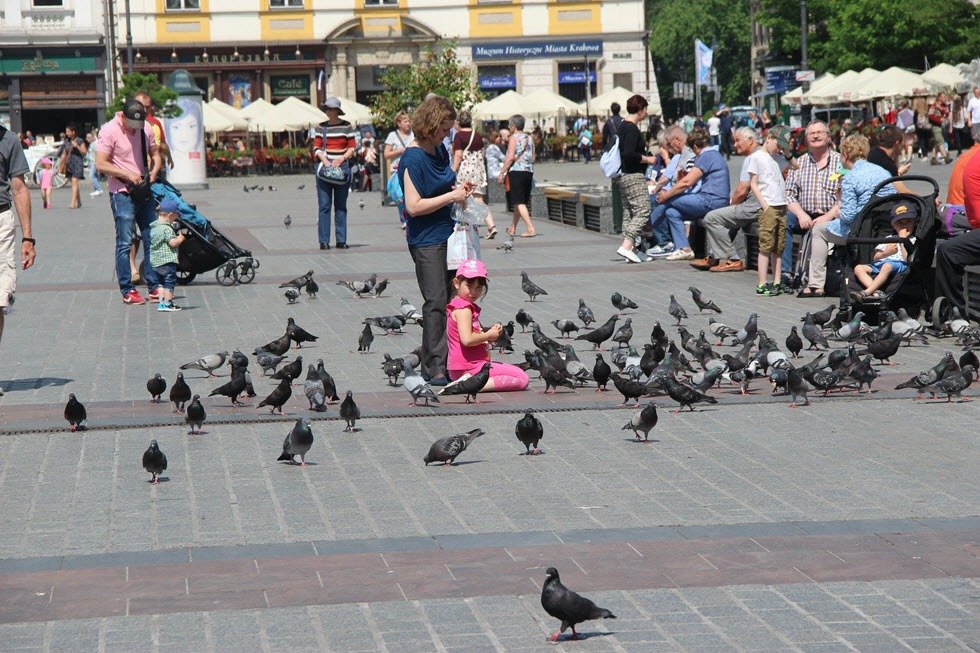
385, 111, 415, 227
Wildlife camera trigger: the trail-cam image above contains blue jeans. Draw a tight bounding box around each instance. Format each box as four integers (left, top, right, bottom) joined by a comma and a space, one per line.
650, 193, 720, 249
154, 262, 177, 292
89, 160, 102, 192
111, 191, 160, 295
783, 210, 806, 280
316, 177, 349, 246
648, 195, 671, 245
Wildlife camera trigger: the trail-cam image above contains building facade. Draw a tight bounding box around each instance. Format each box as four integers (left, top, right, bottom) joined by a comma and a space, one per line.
0, 0, 108, 136
121, 0, 655, 119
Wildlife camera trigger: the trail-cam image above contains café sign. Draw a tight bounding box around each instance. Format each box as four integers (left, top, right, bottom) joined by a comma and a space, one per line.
0, 54, 99, 75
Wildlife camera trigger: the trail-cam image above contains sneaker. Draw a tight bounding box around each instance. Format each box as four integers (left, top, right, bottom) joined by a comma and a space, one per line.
756, 283, 771, 295
617, 246, 643, 264
645, 242, 675, 257
664, 249, 694, 261
123, 289, 146, 305
766, 283, 783, 296
428, 376, 448, 387
635, 250, 653, 262
89, 190, 103, 197
709, 259, 745, 272
147, 289, 161, 302
157, 302, 182, 312
771, 282, 791, 295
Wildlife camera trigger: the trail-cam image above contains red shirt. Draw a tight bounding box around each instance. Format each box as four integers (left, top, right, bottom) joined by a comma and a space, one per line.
963, 151, 980, 230
146, 114, 166, 146
948, 143, 980, 205
312, 120, 356, 158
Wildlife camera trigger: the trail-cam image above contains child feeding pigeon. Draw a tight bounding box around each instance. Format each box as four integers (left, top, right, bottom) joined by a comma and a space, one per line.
445, 259, 529, 393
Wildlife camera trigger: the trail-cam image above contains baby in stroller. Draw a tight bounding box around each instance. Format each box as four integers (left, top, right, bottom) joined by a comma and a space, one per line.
851, 200, 917, 302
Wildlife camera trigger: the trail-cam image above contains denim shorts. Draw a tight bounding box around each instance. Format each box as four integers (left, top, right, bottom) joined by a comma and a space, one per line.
871, 258, 908, 277
154, 262, 177, 291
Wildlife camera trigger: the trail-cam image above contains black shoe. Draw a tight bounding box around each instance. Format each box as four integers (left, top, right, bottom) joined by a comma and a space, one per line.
337, 242, 350, 249
319, 243, 330, 250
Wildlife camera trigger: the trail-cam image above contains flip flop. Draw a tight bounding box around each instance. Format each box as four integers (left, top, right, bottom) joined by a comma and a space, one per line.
519, 233, 537, 238
796, 287, 825, 299
485, 227, 498, 240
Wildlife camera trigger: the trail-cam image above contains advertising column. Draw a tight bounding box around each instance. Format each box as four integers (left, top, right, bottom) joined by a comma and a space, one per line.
165, 69, 208, 189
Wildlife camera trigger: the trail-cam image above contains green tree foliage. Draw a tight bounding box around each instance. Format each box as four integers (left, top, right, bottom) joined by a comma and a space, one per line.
370, 41, 483, 129
647, 0, 751, 111
758, 0, 980, 74
105, 72, 181, 119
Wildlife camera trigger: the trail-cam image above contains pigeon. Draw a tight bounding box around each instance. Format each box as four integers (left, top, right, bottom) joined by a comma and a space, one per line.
688, 286, 722, 313
496, 235, 515, 252
562, 345, 593, 385
785, 327, 804, 358
357, 323, 374, 353
283, 214, 291, 229
303, 365, 327, 411
610, 292, 637, 314
337, 274, 377, 298
540, 361, 577, 394
339, 390, 360, 431
787, 366, 810, 407
551, 319, 580, 339
305, 278, 318, 299
297, 184, 305, 190
400, 298, 423, 324
504, 321, 515, 338
364, 315, 407, 334
668, 295, 688, 325
64, 394, 87, 432
515, 409, 544, 455
592, 353, 612, 391
691, 367, 724, 394
258, 333, 291, 357
724, 360, 760, 395
186, 395, 206, 433
923, 366, 974, 402
250, 184, 259, 190
284, 288, 300, 304
314, 360, 340, 403
801, 314, 830, 350
268, 185, 278, 192
806, 304, 837, 328
664, 376, 717, 413
403, 360, 440, 406
257, 378, 292, 414
255, 351, 288, 376
142, 440, 167, 484
180, 352, 229, 377
439, 362, 492, 403
515, 308, 534, 332
707, 318, 738, 345
623, 402, 658, 442
960, 349, 979, 378
940, 308, 972, 336
831, 311, 865, 341
577, 299, 596, 328
541, 567, 616, 642
735, 313, 759, 345
520, 272, 548, 301
849, 356, 880, 393
423, 428, 484, 465
858, 333, 902, 365
208, 362, 248, 406
491, 327, 515, 353
146, 374, 167, 402
575, 315, 619, 350
271, 356, 303, 383
894, 351, 956, 395
358, 198, 365, 210
611, 318, 633, 348
611, 372, 646, 405
372, 278, 389, 298
229, 350, 249, 370
280, 270, 314, 290
243, 185, 249, 193
277, 418, 314, 465
286, 318, 318, 349
381, 353, 403, 386
170, 372, 192, 413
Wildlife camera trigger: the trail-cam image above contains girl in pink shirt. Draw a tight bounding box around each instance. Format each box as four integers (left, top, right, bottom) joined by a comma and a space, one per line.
39, 158, 55, 208
447, 259, 529, 391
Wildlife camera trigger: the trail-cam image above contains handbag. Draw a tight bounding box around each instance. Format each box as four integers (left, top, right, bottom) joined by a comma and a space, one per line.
124, 129, 153, 203
316, 160, 350, 185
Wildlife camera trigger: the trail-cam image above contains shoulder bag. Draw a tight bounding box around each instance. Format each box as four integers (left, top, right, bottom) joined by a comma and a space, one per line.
125, 129, 153, 203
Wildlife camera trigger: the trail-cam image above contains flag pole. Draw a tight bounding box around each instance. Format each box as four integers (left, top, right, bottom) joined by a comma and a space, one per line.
694, 40, 702, 117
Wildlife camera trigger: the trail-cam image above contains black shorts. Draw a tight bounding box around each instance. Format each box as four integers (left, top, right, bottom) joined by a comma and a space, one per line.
508, 170, 534, 205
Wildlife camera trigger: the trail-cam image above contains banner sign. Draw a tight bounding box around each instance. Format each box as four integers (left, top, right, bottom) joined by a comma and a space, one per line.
478, 75, 517, 89
473, 40, 602, 61
557, 71, 597, 84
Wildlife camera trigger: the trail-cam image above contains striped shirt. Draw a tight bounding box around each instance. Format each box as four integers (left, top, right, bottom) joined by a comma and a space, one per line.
313, 120, 356, 158
784, 149, 841, 216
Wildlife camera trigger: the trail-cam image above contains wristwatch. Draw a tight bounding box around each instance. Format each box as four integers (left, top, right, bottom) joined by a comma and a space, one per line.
22, 237, 35, 245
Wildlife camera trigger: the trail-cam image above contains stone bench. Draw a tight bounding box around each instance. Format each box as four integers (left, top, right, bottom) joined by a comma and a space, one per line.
531, 184, 613, 234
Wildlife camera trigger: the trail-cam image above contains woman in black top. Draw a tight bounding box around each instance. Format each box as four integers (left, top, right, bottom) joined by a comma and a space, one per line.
615, 94, 660, 263
868, 125, 911, 193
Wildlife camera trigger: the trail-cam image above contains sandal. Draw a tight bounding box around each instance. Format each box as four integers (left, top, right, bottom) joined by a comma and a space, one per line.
796, 287, 825, 298
519, 232, 537, 238
485, 227, 498, 240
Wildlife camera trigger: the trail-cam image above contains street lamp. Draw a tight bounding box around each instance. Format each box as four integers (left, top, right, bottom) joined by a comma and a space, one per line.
124, 0, 133, 73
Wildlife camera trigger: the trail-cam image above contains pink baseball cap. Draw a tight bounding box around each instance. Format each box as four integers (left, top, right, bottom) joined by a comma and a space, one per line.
40, 157, 52, 166
456, 259, 488, 279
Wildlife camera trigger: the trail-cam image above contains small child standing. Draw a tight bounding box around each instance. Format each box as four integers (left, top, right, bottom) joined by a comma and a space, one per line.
149, 197, 186, 312
748, 126, 792, 296
38, 158, 55, 209
853, 201, 917, 300
447, 259, 529, 391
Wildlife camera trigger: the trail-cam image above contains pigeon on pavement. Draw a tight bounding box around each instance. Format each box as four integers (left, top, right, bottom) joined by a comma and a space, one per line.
303, 365, 327, 412
403, 360, 440, 406
339, 390, 360, 431
593, 353, 612, 391
664, 376, 717, 413
316, 360, 340, 402
577, 299, 596, 328
515, 409, 544, 454
170, 372, 192, 413
64, 394, 87, 432
271, 356, 303, 383
610, 292, 638, 314
381, 353, 403, 386
372, 278, 389, 298
186, 395, 206, 433
923, 365, 974, 401
496, 235, 515, 252
541, 567, 616, 642
146, 374, 167, 402
255, 351, 288, 376
688, 286, 722, 313
520, 272, 548, 301
858, 333, 902, 365
622, 402, 658, 442
280, 270, 314, 290
611, 372, 646, 405
283, 214, 291, 229
574, 315, 619, 350
515, 308, 534, 332
257, 378, 292, 414
831, 311, 865, 341
734, 313, 759, 345
142, 440, 167, 484
668, 295, 688, 325
400, 298, 423, 324
208, 362, 248, 406
707, 318, 738, 345
286, 318, 318, 348
801, 314, 830, 350
357, 323, 374, 353
806, 304, 836, 328
438, 362, 491, 403
894, 351, 957, 396
284, 288, 300, 304
423, 428, 484, 465
258, 333, 291, 357
278, 418, 314, 465
611, 318, 633, 348
785, 327, 804, 358
180, 352, 229, 377
787, 366, 810, 407
337, 273, 377, 298
551, 319, 580, 339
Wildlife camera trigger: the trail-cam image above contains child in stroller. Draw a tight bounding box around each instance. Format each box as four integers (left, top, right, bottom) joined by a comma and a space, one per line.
851, 201, 917, 302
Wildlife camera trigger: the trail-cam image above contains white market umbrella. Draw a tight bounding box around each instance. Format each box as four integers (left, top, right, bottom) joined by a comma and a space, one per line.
523, 89, 581, 118
802, 70, 860, 105
202, 102, 234, 132
333, 96, 374, 126
266, 96, 327, 131
206, 99, 248, 130
833, 68, 882, 103
922, 63, 970, 93
238, 98, 275, 122
849, 67, 931, 101
781, 73, 836, 105
472, 90, 539, 121
578, 86, 632, 116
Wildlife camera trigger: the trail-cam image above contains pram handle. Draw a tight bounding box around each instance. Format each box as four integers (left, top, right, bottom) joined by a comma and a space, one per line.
845, 236, 914, 245
870, 175, 939, 198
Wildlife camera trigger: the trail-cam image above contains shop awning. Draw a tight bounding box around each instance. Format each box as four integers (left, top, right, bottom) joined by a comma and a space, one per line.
781, 73, 836, 105
849, 67, 931, 101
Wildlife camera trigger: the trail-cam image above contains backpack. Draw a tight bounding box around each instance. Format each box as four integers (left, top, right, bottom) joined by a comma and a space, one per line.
599, 123, 622, 179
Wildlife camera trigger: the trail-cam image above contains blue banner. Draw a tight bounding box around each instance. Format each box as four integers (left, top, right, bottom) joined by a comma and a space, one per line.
557, 71, 597, 84
478, 75, 517, 89
695, 39, 713, 86
472, 40, 602, 61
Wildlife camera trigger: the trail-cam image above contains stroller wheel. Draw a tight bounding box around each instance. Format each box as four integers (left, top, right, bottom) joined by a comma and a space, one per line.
237, 260, 256, 284
932, 296, 952, 327
216, 261, 239, 286
176, 270, 196, 286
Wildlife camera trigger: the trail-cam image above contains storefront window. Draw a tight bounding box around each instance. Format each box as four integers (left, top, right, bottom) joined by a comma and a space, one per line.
33, 0, 64, 6
477, 64, 516, 99
364, 0, 398, 5
166, 0, 200, 10
269, 0, 303, 6
557, 61, 596, 103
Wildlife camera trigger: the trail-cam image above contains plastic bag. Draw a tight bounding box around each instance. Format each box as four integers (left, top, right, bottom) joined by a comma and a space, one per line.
386, 170, 404, 208
451, 197, 489, 226
447, 221, 481, 270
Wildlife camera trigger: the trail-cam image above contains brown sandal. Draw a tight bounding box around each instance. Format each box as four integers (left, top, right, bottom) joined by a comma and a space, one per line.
796, 287, 825, 298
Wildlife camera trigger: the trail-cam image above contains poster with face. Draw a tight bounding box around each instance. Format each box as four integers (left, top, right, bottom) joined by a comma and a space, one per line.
165, 97, 206, 186
228, 76, 252, 109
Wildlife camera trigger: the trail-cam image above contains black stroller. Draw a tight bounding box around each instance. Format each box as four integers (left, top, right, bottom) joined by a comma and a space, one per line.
838, 175, 943, 326
151, 181, 260, 286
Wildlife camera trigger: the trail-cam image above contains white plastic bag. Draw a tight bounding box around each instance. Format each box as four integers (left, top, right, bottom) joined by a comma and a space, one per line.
451, 197, 489, 226
447, 221, 481, 270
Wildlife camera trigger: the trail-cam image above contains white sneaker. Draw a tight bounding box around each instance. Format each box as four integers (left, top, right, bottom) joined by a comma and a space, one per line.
635, 250, 653, 262
646, 242, 676, 257
665, 249, 695, 261
617, 246, 643, 264
89, 190, 103, 197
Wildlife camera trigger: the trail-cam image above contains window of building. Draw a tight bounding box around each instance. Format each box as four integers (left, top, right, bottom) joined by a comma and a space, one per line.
270, 0, 304, 6
363, 0, 398, 6
166, 0, 200, 10
33, 0, 64, 6
557, 61, 596, 103
476, 0, 511, 4
477, 64, 517, 99
613, 72, 633, 91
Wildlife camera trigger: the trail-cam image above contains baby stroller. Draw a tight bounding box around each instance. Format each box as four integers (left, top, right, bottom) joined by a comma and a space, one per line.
151, 181, 260, 286
838, 175, 942, 326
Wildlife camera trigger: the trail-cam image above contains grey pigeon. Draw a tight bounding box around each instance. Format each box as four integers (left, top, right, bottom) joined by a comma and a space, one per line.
256, 351, 288, 376
515, 409, 544, 455
541, 567, 616, 642
336, 273, 376, 298
364, 315, 406, 334
229, 350, 249, 369
650, 322, 669, 347
574, 315, 619, 350
806, 304, 836, 328
785, 327, 803, 358
400, 298, 423, 324
303, 365, 327, 412
372, 278, 389, 298
540, 361, 576, 394
611, 292, 638, 314
284, 288, 300, 304
339, 390, 360, 431
849, 355, 880, 393
664, 376, 717, 413
170, 372, 192, 413
186, 395, 206, 433
280, 270, 314, 289
858, 333, 902, 365
530, 322, 562, 355
611, 372, 646, 405
146, 374, 167, 402
286, 318, 318, 348
551, 319, 579, 339
180, 351, 229, 377
611, 318, 633, 348
923, 366, 974, 401
297, 185, 305, 190
577, 299, 596, 328
64, 394, 87, 432
735, 313, 759, 345
278, 418, 314, 465
622, 402, 658, 442
593, 353, 612, 391
258, 333, 291, 357
496, 234, 515, 252
787, 366, 810, 407
257, 378, 292, 414
305, 278, 319, 298
831, 311, 865, 341
515, 308, 534, 332
403, 360, 440, 406
208, 362, 248, 406
688, 286, 722, 313
707, 318, 738, 345
271, 356, 303, 383
960, 349, 978, 377
423, 428, 484, 465
316, 359, 340, 402
668, 295, 688, 325
283, 214, 291, 229
381, 353, 403, 386
358, 323, 374, 353
142, 440, 167, 484
438, 362, 492, 403
520, 271, 548, 301
801, 314, 830, 350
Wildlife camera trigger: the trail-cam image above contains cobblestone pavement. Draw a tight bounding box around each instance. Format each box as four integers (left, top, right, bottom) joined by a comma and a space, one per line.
0, 165, 975, 651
